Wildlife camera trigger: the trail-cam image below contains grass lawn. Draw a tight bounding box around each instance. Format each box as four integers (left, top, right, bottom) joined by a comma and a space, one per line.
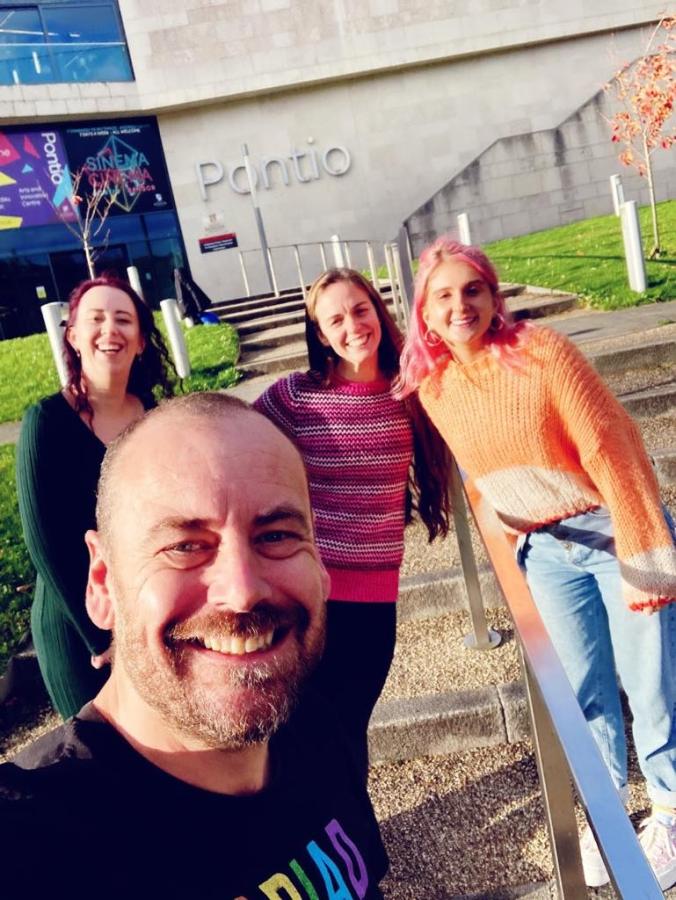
485, 200, 676, 310
0, 318, 240, 425
0, 445, 33, 675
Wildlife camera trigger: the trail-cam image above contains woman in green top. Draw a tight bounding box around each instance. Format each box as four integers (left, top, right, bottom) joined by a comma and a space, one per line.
16, 275, 174, 718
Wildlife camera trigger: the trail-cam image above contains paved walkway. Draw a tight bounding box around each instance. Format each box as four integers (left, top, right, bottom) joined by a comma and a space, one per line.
1, 299, 675, 446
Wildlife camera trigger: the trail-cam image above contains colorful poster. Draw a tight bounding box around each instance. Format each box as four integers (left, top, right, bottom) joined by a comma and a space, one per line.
0, 130, 77, 230
61, 119, 174, 217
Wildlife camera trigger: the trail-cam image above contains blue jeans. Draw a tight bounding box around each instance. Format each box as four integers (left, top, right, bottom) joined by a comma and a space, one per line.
519, 507, 676, 808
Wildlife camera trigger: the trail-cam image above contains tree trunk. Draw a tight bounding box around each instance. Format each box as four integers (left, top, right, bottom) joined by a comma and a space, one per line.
644, 135, 660, 258
84, 241, 96, 278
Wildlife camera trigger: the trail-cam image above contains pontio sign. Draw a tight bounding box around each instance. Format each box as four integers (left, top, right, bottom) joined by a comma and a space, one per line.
195, 139, 352, 200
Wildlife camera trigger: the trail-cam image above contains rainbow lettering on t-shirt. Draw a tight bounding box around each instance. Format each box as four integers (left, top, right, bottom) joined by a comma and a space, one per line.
247, 817, 370, 899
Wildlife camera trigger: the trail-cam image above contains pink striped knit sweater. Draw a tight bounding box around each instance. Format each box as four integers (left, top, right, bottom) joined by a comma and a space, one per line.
254, 371, 412, 602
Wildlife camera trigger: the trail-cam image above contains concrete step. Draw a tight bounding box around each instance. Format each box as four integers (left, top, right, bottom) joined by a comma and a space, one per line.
210, 286, 305, 316
219, 296, 306, 325
236, 307, 307, 335
370, 603, 526, 764
238, 340, 309, 376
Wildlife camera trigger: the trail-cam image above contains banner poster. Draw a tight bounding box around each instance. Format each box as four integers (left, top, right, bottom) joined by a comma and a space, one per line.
0, 130, 78, 230
61, 119, 174, 217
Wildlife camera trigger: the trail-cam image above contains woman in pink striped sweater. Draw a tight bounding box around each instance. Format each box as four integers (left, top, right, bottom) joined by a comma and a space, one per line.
255, 268, 450, 777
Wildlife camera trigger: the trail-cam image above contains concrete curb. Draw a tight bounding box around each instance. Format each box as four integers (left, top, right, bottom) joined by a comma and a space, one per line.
368, 681, 529, 764
398, 565, 503, 622
587, 336, 676, 374
621, 383, 676, 418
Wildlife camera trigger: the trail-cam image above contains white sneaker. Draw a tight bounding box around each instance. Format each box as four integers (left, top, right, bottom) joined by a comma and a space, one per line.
638, 814, 676, 891
579, 824, 610, 888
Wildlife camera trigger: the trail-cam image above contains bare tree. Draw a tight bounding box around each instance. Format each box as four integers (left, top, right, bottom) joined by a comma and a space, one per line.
51, 166, 121, 277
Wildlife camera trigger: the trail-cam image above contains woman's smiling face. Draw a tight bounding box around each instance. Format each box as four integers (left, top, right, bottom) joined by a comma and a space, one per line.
67, 285, 144, 384
313, 281, 382, 380
423, 258, 496, 364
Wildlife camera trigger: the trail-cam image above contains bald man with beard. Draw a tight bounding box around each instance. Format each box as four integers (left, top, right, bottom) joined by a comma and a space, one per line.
0, 393, 388, 899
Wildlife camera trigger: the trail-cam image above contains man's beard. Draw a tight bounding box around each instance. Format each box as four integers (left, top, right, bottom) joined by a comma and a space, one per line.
114, 602, 325, 750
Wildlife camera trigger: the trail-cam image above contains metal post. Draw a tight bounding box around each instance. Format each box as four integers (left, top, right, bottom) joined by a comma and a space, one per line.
457, 212, 471, 245
238, 251, 251, 297
620, 201, 647, 292
242, 143, 275, 295
366, 241, 379, 288
40, 302, 68, 387
610, 174, 625, 216
319, 242, 328, 272
160, 298, 191, 378
343, 241, 352, 269
520, 649, 587, 899
293, 244, 306, 300
390, 242, 411, 329
266, 247, 280, 298
330, 234, 345, 267
449, 461, 501, 650
396, 225, 415, 318
383, 242, 402, 327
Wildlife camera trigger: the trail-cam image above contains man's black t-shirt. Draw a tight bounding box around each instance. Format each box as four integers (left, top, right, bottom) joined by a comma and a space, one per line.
0, 697, 388, 898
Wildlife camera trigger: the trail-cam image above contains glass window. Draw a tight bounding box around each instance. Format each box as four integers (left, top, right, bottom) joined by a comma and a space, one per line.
0, 2, 132, 85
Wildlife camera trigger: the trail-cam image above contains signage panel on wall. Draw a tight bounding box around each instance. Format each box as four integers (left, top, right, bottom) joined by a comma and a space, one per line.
0, 130, 78, 229
199, 232, 238, 254
62, 118, 174, 217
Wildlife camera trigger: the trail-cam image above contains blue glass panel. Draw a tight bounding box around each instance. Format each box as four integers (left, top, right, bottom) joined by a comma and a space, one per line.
42, 4, 122, 45
0, 8, 44, 45
52, 43, 131, 82
0, 43, 53, 84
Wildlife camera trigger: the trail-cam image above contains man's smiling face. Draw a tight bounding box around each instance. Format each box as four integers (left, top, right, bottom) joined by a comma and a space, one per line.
88, 407, 329, 749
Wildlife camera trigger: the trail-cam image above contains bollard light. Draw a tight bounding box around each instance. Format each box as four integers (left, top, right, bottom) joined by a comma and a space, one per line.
127, 266, 144, 302
160, 298, 191, 378
610, 175, 625, 217
40, 301, 68, 387
619, 201, 647, 292
457, 212, 472, 245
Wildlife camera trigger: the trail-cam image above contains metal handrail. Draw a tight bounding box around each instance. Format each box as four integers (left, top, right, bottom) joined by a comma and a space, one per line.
450, 466, 662, 898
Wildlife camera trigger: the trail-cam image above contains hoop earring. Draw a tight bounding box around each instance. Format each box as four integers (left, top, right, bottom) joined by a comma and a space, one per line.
424, 328, 442, 347
490, 311, 506, 333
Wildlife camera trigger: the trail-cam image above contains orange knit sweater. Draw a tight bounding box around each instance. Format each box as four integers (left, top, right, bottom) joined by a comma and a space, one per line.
419, 325, 676, 612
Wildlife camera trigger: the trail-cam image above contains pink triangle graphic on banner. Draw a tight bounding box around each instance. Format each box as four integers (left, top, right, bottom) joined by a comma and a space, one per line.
23, 135, 40, 158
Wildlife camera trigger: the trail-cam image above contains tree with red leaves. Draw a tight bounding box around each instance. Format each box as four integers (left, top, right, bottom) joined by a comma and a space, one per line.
605, 16, 675, 257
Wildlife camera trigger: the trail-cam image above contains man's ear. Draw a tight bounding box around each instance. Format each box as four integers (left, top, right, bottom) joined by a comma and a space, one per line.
85, 530, 116, 630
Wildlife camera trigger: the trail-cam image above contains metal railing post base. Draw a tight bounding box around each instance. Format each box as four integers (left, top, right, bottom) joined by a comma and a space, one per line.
463, 629, 501, 650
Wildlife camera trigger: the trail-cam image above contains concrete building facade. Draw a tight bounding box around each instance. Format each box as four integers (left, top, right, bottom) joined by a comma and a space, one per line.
0, 0, 670, 331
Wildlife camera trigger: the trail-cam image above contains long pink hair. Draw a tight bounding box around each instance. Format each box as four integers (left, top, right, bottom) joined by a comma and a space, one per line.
395, 237, 530, 398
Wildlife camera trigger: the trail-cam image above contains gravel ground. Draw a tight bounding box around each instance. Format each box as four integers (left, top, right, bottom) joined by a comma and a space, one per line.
382, 608, 519, 701
370, 717, 676, 899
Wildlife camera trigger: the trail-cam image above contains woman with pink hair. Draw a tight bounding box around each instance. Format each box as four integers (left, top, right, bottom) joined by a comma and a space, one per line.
396, 237, 676, 890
